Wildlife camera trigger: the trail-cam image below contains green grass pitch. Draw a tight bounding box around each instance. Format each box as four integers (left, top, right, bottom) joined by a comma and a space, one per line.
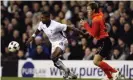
1, 77, 100, 80
1, 77, 132, 80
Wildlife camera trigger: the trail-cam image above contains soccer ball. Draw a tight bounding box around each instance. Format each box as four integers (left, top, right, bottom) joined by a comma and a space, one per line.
8, 41, 20, 52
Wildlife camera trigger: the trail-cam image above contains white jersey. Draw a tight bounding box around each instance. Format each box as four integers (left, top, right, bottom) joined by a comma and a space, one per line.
37, 20, 68, 53
37, 20, 67, 43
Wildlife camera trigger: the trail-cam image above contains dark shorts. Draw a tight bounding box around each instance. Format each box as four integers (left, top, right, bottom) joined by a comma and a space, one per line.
96, 37, 112, 58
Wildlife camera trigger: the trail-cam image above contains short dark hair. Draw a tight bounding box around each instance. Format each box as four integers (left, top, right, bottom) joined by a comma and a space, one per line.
88, 2, 99, 13
41, 11, 50, 17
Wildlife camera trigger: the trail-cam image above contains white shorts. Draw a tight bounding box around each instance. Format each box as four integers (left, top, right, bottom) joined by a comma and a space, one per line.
51, 39, 68, 54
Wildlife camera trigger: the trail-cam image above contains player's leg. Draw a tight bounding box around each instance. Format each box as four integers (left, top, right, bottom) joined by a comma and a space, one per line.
51, 47, 68, 72
93, 38, 117, 79
51, 47, 77, 79
94, 54, 120, 80
93, 54, 113, 79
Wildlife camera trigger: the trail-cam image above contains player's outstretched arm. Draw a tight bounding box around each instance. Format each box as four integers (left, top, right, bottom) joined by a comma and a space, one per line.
26, 29, 41, 45
67, 25, 87, 36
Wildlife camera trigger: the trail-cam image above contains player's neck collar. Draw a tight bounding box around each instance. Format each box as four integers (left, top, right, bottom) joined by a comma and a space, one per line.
45, 20, 51, 28
92, 11, 102, 19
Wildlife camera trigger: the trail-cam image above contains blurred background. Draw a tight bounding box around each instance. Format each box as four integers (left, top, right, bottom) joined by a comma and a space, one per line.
1, 1, 133, 77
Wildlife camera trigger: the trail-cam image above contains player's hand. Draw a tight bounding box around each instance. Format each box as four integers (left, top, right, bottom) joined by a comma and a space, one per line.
26, 37, 34, 46
83, 32, 92, 39
80, 19, 87, 26
84, 32, 89, 36
82, 32, 88, 37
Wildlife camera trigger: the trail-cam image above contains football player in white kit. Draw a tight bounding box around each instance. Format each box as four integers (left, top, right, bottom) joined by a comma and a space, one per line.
26, 11, 86, 79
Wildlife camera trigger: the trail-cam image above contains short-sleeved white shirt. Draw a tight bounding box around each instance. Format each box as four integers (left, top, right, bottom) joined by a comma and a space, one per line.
37, 20, 67, 43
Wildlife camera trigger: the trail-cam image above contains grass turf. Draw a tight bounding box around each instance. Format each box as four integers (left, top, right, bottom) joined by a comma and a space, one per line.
1, 77, 100, 80
1, 77, 132, 80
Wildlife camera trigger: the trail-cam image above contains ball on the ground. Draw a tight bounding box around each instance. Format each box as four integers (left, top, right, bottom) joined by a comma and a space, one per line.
8, 41, 20, 52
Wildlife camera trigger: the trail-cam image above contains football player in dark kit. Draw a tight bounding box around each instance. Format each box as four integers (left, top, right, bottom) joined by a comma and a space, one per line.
80, 2, 121, 80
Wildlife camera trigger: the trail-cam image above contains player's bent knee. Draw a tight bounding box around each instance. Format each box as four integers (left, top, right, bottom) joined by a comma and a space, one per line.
93, 59, 100, 66
51, 47, 63, 62
51, 54, 58, 62
93, 54, 103, 66
93, 60, 98, 66
51, 56, 60, 68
